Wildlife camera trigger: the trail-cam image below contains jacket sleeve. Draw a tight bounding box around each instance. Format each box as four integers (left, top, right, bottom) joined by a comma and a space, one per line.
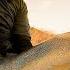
13, 0, 31, 40
12, 0, 32, 50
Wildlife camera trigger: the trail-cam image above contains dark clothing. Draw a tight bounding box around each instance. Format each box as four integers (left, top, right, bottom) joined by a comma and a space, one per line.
0, 0, 32, 55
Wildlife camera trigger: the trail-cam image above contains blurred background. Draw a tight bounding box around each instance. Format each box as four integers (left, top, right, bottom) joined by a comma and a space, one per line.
24, 0, 70, 46
25, 0, 70, 34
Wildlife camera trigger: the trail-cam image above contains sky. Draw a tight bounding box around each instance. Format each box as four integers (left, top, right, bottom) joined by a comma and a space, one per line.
25, 0, 70, 34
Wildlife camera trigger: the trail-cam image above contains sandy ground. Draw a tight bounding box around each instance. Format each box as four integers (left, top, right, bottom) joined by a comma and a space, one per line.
21, 34, 70, 70
22, 46, 70, 70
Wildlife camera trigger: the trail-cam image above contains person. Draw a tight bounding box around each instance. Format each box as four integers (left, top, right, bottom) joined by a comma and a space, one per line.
0, 0, 33, 57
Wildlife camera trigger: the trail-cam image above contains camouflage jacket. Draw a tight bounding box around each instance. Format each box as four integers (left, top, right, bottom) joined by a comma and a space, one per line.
0, 0, 31, 49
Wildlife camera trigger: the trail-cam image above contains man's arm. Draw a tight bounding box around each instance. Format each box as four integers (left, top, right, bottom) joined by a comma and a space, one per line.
14, 0, 31, 39
12, 0, 32, 53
